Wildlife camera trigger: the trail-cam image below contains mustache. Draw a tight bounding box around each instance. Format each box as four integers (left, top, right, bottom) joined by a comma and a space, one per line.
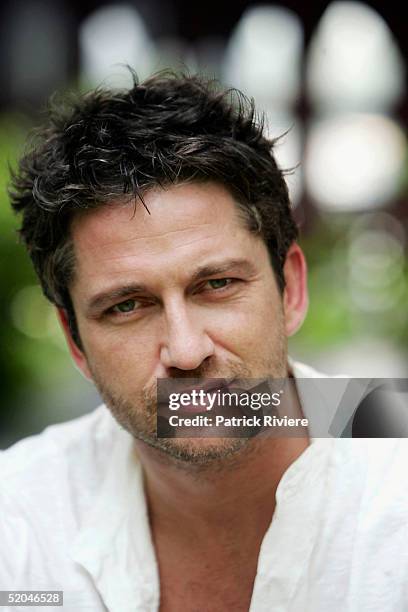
143, 360, 253, 405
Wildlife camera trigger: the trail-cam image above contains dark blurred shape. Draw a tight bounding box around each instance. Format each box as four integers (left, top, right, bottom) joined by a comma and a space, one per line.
352, 380, 408, 437
1, 0, 74, 109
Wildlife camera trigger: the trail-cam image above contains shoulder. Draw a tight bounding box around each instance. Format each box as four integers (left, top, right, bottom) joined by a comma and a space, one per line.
0, 405, 117, 482
0, 405, 122, 535
0, 406, 125, 588
332, 437, 408, 491
321, 438, 408, 547
326, 438, 408, 595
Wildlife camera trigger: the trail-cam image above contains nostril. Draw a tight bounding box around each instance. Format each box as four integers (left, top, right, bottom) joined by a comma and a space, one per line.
160, 331, 215, 371
167, 356, 213, 378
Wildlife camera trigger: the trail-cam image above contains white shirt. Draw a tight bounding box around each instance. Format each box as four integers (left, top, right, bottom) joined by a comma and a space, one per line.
1, 362, 408, 611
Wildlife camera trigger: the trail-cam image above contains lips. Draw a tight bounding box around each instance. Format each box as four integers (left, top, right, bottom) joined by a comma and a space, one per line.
157, 378, 235, 417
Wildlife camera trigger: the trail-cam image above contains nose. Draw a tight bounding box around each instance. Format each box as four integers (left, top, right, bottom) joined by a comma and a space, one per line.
160, 299, 215, 371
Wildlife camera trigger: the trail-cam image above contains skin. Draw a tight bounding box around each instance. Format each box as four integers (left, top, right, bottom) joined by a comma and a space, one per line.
58, 181, 309, 610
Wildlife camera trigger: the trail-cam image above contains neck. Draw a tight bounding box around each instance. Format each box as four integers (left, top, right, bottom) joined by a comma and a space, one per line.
137, 433, 309, 547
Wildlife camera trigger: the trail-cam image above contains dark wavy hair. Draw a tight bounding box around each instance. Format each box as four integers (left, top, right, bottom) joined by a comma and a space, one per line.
9, 71, 298, 347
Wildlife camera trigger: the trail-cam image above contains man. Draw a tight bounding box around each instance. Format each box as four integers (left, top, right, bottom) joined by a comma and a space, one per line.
1, 73, 407, 611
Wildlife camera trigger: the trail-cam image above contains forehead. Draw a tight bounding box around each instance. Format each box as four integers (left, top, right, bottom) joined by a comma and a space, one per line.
70, 182, 252, 264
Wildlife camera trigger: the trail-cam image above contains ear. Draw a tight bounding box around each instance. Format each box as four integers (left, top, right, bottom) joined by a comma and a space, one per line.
282, 243, 309, 337
56, 307, 93, 381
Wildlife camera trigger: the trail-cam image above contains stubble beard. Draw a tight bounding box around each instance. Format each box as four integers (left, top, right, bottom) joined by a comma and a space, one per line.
89, 323, 288, 469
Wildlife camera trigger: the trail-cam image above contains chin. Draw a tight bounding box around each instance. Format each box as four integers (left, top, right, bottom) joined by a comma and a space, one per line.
137, 434, 255, 468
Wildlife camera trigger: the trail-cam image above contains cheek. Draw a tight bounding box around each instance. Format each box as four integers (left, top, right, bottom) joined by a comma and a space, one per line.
82, 322, 159, 386
207, 294, 283, 353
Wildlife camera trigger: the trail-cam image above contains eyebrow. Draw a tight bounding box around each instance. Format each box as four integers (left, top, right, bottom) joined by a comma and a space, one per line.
86, 284, 149, 316
85, 258, 257, 316
190, 258, 257, 283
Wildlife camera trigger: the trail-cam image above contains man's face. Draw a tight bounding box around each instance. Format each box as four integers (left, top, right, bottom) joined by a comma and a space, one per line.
66, 182, 302, 464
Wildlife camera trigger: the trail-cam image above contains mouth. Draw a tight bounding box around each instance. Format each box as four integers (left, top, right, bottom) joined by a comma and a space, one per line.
157, 378, 236, 417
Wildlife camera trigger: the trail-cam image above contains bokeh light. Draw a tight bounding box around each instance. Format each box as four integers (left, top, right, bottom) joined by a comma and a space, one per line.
79, 3, 155, 87
223, 5, 303, 109
306, 1, 405, 112
305, 114, 406, 211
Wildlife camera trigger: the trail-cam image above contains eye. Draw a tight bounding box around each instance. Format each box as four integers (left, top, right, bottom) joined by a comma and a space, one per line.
204, 278, 233, 290
111, 299, 139, 313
